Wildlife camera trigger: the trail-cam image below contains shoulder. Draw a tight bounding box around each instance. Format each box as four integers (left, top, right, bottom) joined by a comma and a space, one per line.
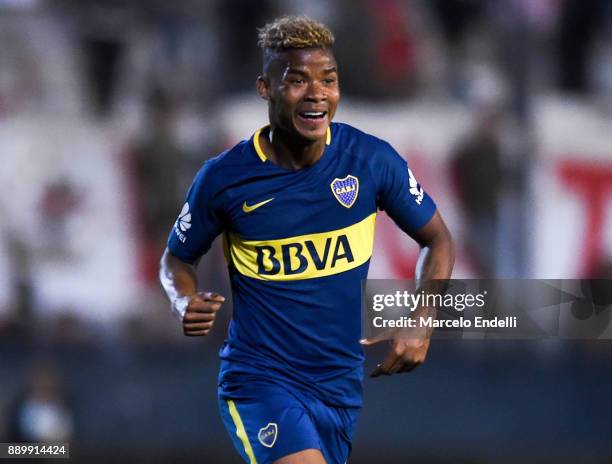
332, 122, 403, 166
333, 122, 390, 151
191, 139, 252, 192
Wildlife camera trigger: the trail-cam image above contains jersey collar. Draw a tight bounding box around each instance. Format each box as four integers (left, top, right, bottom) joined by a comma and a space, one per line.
252, 126, 332, 162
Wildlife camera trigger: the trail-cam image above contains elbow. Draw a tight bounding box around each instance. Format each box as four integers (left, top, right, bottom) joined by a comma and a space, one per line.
159, 248, 170, 284
160, 248, 170, 266
159, 248, 169, 272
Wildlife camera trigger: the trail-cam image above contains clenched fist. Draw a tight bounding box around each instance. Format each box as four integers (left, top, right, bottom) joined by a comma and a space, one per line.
172, 292, 226, 336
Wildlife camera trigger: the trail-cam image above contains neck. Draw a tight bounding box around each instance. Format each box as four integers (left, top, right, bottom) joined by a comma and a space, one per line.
262, 126, 326, 170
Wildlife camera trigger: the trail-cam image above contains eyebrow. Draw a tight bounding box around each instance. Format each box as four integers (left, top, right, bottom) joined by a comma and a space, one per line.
285, 66, 338, 75
286, 68, 308, 76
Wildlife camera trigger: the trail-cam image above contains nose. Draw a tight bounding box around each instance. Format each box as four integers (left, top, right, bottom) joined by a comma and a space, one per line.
304, 80, 326, 102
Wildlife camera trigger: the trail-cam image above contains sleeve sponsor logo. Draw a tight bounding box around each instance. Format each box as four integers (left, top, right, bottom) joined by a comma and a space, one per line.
173, 202, 191, 243
408, 168, 424, 205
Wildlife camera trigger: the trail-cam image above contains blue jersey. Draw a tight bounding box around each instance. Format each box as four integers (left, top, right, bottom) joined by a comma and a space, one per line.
167, 122, 436, 408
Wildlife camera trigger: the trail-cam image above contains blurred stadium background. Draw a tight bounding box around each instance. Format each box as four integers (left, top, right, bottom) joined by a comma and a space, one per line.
0, 0, 611, 462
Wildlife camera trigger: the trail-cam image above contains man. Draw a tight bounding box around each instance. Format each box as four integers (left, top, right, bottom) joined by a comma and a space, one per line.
160, 16, 454, 464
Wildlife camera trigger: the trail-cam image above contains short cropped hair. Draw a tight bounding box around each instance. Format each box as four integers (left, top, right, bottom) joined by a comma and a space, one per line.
257, 15, 335, 51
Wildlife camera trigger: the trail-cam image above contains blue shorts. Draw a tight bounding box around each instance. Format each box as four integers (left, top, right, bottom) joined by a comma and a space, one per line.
218, 379, 359, 464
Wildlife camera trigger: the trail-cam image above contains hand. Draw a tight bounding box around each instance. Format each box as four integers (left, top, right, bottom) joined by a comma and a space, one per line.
360, 331, 431, 377
174, 292, 225, 336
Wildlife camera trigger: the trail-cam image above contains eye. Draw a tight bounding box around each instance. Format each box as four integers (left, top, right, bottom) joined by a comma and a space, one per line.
324, 78, 337, 84
290, 78, 305, 84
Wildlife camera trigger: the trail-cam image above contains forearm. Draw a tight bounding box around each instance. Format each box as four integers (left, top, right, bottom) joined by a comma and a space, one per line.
415, 233, 455, 282
413, 214, 455, 331
159, 248, 199, 318
364, 221, 454, 375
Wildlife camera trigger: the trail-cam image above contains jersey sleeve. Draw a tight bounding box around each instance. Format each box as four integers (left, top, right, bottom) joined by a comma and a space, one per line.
167, 162, 223, 264
375, 141, 436, 233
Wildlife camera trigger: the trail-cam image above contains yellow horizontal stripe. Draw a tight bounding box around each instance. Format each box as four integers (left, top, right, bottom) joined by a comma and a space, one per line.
227, 400, 257, 464
229, 213, 376, 281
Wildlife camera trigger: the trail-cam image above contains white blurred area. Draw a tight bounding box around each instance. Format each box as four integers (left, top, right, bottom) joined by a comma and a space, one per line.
0, 7, 141, 324
0, 117, 140, 323
0, 0, 611, 327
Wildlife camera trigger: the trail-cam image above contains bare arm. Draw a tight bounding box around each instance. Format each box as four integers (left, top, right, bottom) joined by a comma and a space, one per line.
160, 248, 225, 336
412, 210, 455, 283
362, 210, 455, 376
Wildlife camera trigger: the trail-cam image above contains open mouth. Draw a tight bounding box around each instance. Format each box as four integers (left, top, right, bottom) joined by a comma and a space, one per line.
297, 111, 327, 122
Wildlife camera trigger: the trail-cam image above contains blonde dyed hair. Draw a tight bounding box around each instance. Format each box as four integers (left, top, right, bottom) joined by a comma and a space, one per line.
257, 15, 335, 51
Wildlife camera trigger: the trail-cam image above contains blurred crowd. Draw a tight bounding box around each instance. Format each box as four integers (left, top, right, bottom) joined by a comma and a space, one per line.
0, 0, 610, 333
1, 1, 611, 461
0, 0, 610, 341
0, 0, 610, 334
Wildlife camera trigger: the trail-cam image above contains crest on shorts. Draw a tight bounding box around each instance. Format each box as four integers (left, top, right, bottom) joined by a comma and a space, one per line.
330, 175, 359, 208
258, 423, 278, 448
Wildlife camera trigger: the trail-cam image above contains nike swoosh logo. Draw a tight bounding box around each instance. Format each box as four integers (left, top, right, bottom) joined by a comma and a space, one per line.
242, 198, 274, 213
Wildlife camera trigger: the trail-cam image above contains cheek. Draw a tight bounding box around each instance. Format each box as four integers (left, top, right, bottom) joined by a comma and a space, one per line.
283, 87, 303, 102
276, 90, 301, 112
270, 96, 293, 123
328, 86, 340, 101
328, 89, 340, 112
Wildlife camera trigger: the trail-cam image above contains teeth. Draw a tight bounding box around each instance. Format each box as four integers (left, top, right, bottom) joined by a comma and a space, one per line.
302, 112, 324, 117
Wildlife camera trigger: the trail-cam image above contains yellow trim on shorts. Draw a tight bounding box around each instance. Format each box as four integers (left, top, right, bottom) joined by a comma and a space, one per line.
227, 399, 258, 464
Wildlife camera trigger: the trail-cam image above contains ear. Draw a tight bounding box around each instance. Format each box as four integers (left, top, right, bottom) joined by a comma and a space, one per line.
256, 76, 270, 101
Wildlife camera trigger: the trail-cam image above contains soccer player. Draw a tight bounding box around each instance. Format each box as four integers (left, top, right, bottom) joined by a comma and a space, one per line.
160, 16, 454, 464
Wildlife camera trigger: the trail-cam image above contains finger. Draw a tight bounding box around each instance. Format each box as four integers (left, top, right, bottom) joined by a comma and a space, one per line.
188, 301, 222, 313
387, 356, 408, 375
397, 361, 420, 374
183, 311, 215, 322
184, 329, 211, 336
360, 327, 396, 346
370, 350, 400, 378
208, 293, 226, 302
360, 338, 382, 347
389, 357, 418, 374
183, 314, 215, 325
397, 350, 425, 373
387, 339, 424, 374
380, 345, 404, 372
199, 292, 226, 303
183, 321, 213, 331
370, 364, 385, 378
385, 343, 411, 374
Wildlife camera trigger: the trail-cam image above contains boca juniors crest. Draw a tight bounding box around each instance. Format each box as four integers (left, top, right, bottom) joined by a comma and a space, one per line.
258, 423, 278, 448
330, 175, 359, 208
